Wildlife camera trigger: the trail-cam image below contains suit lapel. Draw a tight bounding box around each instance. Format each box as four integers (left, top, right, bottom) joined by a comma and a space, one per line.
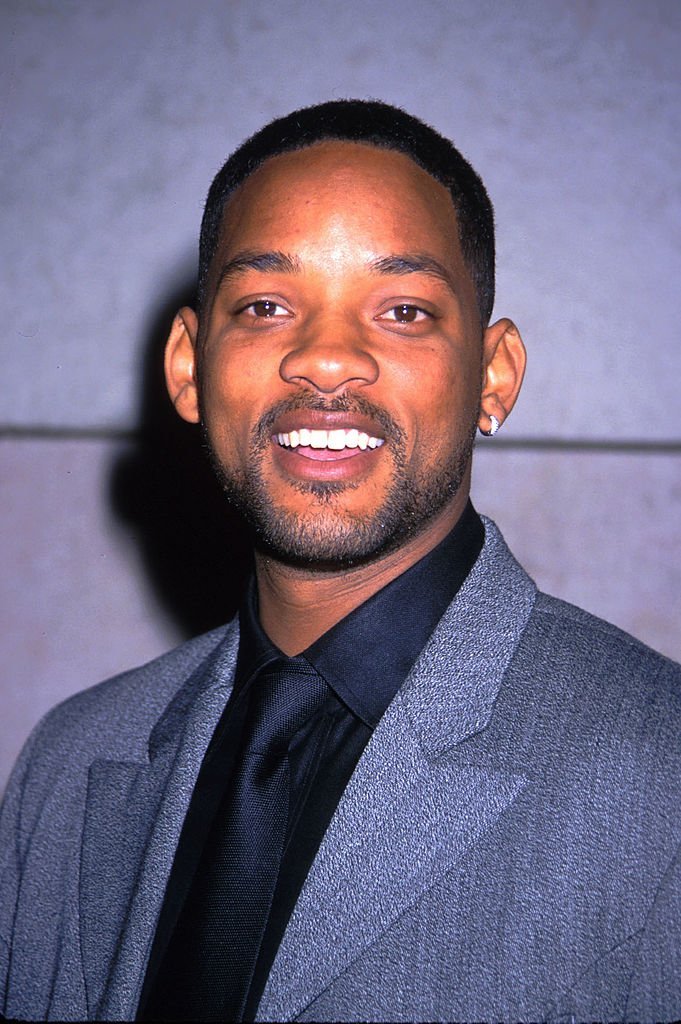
258, 520, 537, 1022
79, 622, 240, 1020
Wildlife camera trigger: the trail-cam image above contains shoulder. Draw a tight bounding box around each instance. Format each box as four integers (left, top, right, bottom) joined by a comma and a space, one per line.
527, 589, 680, 698
4, 622, 236, 795
502, 591, 681, 820
472, 517, 681, 761
41, 622, 232, 739
477, 514, 680, 695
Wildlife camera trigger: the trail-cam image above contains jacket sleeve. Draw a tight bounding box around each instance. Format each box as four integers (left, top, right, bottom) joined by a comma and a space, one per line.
625, 838, 681, 1023
0, 725, 41, 1013
0, 711, 92, 1021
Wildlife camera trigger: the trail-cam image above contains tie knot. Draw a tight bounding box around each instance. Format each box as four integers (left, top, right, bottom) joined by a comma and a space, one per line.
244, 656, 328, 753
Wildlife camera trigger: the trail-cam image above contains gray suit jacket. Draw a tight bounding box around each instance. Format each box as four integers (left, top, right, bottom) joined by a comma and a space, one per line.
1, 520, 680, 1022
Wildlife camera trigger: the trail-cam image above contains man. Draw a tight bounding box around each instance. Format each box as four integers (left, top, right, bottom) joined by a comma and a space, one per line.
1, 100, 679, 1023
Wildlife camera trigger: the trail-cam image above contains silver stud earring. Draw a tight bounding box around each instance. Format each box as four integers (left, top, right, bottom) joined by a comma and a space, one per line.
479, 414, 500, 437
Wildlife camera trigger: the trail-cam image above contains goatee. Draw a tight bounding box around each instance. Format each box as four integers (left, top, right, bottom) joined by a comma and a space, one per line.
202, 393, 476, 571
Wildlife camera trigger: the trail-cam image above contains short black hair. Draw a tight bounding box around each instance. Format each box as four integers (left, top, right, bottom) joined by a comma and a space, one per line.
197, 99, 495, 325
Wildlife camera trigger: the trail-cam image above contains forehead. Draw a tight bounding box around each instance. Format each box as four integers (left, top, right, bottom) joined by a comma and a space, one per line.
216, 141, 462, 262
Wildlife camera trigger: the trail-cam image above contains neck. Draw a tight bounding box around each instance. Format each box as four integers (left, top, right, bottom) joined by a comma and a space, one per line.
254, 496, 468, 655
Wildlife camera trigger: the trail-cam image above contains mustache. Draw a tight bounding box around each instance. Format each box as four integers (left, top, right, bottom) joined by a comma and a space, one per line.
253, 393, 406, 448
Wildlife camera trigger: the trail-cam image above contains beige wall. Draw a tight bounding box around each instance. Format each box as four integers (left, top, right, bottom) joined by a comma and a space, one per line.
2, 0, 680, 790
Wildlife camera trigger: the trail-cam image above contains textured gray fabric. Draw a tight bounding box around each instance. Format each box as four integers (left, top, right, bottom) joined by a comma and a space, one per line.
1, 519, 679, 1022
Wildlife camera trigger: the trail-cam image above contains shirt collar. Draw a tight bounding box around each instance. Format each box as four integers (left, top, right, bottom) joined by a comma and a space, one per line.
235, 502, 484, 728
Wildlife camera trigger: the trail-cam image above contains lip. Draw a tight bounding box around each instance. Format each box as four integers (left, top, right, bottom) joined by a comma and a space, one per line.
265, 404, 391, 483
271, 432, 385, 482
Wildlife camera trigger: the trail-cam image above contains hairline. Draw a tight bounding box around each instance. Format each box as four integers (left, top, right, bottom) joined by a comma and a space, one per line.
200, 138, 475, 319
196, 102, 495, 328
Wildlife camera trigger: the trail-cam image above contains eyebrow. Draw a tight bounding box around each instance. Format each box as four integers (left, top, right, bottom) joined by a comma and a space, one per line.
216, 250, 302, 288
215, 249, 456, 293
369, 253, 457, 292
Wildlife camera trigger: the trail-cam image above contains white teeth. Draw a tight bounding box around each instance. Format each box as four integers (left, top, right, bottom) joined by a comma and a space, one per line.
274, 427, 384, 451
327, 429, 346, 450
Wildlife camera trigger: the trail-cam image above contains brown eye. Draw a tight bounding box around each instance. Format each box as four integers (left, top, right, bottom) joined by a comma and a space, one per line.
381, 304, 428, 324
251, 300, 281, 317
237, 299, 290, 322
394, 304, 419, 322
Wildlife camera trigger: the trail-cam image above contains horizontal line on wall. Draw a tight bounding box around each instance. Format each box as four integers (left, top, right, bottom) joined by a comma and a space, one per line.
0, 426, 139, 441
478, 438, 681, 454
1, 425, 680, 454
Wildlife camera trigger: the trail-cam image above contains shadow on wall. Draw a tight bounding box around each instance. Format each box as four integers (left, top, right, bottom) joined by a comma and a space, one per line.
109, 275, 253, 639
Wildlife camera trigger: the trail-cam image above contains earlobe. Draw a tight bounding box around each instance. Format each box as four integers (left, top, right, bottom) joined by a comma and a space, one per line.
478, 318, 526, 436
164, 307, 200, 424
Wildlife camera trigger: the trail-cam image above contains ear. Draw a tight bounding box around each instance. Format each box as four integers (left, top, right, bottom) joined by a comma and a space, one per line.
478, 318, 526, 434
164, 307, 200, 424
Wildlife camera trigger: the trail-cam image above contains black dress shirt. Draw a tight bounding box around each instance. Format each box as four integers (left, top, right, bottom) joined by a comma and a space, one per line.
138, 503, 483, 1021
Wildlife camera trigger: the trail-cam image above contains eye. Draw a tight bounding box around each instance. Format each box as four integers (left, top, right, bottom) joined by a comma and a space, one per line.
240, 299, 290, 318
379, 304, 430, 324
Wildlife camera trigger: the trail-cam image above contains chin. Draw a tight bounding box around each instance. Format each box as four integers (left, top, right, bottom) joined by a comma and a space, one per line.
209, 437, 475, 572
250, 507, 408, 570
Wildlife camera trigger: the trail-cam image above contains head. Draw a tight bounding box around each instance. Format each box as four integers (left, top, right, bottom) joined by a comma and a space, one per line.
166, 101, 525, 571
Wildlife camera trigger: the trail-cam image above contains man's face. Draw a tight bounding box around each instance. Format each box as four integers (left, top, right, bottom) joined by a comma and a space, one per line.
191, 142, 485, 568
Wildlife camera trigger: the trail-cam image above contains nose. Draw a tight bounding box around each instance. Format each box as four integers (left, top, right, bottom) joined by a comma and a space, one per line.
279, 320, 379, 394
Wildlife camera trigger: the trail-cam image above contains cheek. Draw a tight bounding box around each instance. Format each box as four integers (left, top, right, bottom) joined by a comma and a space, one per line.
199, 344, 271, 429
389, 354, 477, 440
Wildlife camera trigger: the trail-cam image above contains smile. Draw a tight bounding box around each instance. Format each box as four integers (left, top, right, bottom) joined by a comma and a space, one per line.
275, 428, 385, 452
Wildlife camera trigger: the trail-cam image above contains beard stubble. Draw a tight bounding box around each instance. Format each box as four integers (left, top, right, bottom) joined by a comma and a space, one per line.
202, 393, 477, 571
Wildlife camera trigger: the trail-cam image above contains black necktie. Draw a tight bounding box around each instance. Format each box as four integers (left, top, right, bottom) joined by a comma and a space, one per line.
140, 656, 328, 1022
